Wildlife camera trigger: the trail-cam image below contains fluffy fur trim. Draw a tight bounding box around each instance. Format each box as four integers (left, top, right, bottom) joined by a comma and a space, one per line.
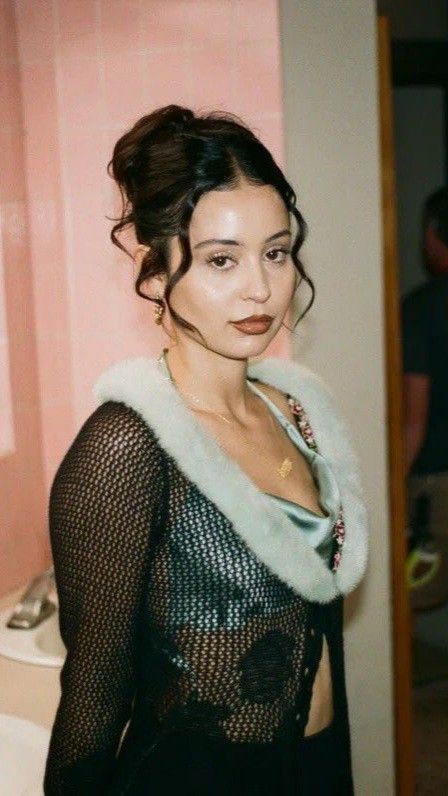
92, 355, 369, 603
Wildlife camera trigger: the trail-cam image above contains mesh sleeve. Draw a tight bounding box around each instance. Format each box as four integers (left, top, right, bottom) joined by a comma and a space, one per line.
43, 400, 166, 795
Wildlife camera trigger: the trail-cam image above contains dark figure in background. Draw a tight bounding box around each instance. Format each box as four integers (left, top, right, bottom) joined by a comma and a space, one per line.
401, 187, 448, 611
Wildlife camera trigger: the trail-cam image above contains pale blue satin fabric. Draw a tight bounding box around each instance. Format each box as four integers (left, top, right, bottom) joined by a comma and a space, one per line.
157, 350, 339, 568
246, 379, 340, 567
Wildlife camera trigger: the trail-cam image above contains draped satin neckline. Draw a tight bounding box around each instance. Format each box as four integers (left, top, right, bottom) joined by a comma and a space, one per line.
156, 350, 340, 565
245, 379, 341, 566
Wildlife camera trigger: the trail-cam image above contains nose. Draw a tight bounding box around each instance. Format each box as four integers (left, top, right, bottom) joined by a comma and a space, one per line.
241, 258, 272, 302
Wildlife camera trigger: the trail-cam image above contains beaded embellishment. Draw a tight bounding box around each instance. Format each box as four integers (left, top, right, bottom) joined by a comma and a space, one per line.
286, 394, 346, 572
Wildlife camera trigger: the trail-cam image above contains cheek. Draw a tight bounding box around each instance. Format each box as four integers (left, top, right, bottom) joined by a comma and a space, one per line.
194, 287, 233, 324
272, 265, 297, 298
176, 273, 233, 319
203, 280, 234, 304
288, 263, 299, 292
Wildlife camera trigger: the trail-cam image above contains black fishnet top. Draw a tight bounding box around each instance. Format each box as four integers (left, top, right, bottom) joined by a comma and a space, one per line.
43, 399, 352, 794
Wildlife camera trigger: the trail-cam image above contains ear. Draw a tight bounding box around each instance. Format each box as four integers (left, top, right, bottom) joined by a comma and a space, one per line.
133, 244, 151, 269
133, 245, 167, 297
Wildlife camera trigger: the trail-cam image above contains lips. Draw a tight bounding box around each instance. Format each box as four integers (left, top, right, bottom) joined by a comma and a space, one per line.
231, 317, 273, 334
236, 315, 273, 323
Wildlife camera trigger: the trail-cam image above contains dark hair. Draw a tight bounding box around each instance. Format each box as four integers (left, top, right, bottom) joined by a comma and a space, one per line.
423, 186, 448, 246
107, 104, 314, 344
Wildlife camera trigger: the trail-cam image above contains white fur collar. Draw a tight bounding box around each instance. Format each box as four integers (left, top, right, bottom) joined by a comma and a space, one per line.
92, 355, 369, 603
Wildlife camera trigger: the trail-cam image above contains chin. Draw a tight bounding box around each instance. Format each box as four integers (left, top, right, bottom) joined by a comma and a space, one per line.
222, 336, 278, 361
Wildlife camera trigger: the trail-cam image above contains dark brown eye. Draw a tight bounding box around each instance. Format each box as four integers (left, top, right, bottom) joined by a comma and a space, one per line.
266, 247, 290, 262
205, 253, 235, 270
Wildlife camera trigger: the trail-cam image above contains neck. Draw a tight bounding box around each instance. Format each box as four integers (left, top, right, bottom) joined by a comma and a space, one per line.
162, 343, 260, 422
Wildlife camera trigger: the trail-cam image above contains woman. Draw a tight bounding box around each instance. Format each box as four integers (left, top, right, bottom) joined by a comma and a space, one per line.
43, 105, 369, 795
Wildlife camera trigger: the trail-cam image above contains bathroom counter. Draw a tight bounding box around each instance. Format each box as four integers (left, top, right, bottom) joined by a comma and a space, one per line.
0, 584, 60, 731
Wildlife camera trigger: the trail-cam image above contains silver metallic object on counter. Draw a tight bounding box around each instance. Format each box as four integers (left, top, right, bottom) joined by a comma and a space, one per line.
6, 566, 56, 629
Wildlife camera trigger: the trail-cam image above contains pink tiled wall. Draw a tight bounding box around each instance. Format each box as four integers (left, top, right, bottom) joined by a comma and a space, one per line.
0, 218, 14, 457
0, 0, 286, 597
0, 0, 50, 596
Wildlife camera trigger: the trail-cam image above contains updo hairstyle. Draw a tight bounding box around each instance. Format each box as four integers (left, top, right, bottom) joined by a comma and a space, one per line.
107, 104, 314, 342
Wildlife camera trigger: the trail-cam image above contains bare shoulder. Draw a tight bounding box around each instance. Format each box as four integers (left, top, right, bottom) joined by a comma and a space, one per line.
250, 380, 297, 425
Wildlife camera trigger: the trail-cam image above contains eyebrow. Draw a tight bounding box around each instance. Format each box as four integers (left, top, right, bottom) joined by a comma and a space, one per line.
193, 228, 291, 250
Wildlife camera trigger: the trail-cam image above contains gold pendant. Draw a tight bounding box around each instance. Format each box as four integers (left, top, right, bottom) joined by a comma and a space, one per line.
277, 458, 293, 478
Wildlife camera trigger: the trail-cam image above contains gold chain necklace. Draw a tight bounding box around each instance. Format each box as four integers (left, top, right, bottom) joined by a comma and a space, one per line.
158, 349, 293, 480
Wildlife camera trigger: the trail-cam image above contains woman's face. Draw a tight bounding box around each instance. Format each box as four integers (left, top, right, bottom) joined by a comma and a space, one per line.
165, 180, 297, 358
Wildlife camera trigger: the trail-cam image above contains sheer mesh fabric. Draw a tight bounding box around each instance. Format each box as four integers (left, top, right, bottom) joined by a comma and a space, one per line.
144, 459, 314, 739
43, 399, 339, 794
44, 402, 166, 793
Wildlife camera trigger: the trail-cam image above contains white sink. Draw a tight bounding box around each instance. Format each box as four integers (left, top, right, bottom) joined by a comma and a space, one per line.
0, 607, 65, 667
0, 713, 49, 795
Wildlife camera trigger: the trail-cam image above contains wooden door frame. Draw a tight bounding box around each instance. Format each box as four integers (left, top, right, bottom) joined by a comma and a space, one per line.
377, 15, 415, 796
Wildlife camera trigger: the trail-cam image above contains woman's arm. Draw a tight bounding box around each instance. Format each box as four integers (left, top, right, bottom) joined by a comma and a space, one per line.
43, 400, 166, 795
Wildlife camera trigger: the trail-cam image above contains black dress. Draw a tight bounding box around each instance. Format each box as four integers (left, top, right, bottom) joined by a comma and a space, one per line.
112, 600, 353, 795
43, 353, 369, 794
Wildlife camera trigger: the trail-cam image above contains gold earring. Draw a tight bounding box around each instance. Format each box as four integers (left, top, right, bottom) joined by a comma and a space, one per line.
154, 294, 165, 325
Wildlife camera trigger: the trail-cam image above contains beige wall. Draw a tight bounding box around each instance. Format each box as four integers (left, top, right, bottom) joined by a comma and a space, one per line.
279, 1, 394, 793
